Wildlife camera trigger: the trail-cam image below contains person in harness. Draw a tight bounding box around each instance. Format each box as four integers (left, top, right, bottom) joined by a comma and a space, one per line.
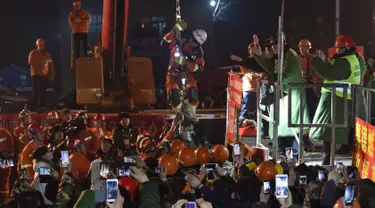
161, 20, 207, 114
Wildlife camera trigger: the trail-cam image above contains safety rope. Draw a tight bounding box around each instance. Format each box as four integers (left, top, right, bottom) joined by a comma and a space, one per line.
176, 0, 181, 21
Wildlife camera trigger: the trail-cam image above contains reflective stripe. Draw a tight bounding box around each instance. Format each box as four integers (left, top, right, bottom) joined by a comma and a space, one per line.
84, 136, 92, 141
0, 137, 6, 143
0, 190, 9, 194
21, 164, 32, 169
45, 58, 53, 63
163, 37, 171, 43
176, 24, 183, 31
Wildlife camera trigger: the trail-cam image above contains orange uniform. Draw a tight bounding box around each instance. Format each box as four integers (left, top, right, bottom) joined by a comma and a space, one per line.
68, 9, 91, 34
67, 129, 97, 161
20, 141, 43, 181
89, 127, 113, 152
0, 128, 15, 197
28, 49, 55, 79
299, 54, 321, 83
13, 126, 30, 152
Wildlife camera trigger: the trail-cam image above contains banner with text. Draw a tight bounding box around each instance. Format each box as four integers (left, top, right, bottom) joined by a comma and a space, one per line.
353, 117, 375, 182
226, 74, 243, 144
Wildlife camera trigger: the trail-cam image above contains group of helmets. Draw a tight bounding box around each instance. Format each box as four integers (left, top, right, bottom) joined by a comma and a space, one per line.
158, 140, 229, 176
298, 35, 356, 50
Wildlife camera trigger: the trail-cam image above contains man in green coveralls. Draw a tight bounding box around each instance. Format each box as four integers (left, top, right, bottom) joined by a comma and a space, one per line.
309, 35, 366, 165
250, 36, 310, 158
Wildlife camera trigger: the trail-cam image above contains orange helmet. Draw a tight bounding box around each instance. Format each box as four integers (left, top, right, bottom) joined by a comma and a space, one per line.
250, 147, 268, 164
170, 139, 186, 155
118, 177, 138, 200
75, 110, 88, 120
178, 147, 197, 167
255, 161, 277, 181
94, 113, 105, 121
211, 145, 229, 163
298, 39, 312, 49
28, 122, 42, 134
47, 111, 59, 120
195, 146, 212, 164
36, 39, 45, 46
334, 35, 356, 48
158, 154, 179, 176
334, 197, 361, 208
136, 135, 154, 153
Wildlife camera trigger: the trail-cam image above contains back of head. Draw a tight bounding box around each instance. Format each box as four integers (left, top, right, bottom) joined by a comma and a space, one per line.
307, 180, 323, 201
16, 189, 44, 208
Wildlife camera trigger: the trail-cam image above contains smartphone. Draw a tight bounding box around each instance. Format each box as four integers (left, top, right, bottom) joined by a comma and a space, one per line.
7, 159, 14, 167
39, 167, 51, 183
124, 156, 136, 164
285, 147, 293, 161
347, 166, 355, 179
275, 174, 288, 199
61, 151, 70, 168
234, 143, 241, 156
204, 163, 217, 169
19, 169, 27, 176
206, 169, 215, 181
117, 165, 132, 177
344, 184, 355, 205
185, 201, 197, 208
299, 175, 307, 186
94, 179, 106, 203
100, 163, 110, 179
106, 178, 119, 202
154, 167, 162, 174
263, 181, 271, 195
318, 171, 325, 182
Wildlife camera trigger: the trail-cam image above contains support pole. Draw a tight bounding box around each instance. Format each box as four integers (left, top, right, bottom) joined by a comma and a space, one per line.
335, 0, 340, 37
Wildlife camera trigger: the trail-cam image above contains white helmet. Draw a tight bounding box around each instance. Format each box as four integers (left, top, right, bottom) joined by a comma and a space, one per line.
192, 29, 207, 45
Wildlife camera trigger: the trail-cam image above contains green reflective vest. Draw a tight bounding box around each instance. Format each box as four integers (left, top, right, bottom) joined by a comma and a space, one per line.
321, 54, 361, 99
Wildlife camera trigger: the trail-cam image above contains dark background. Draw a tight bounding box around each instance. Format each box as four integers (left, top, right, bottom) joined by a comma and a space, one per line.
0, 0, 373, 93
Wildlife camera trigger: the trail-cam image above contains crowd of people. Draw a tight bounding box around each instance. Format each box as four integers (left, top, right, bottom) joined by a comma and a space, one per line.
0, 105, 373, 207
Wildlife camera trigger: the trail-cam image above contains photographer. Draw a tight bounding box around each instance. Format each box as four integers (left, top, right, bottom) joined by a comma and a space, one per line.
113, 112, 139, 156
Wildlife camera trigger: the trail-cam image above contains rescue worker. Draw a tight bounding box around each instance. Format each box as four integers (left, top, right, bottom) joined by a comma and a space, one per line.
66, 111, 97, 161
28, 39, 55, 109
20, 122, 45, 181
298, 39, 321, 120
44, 111, 59, 139
310, 35, 365, 165
113, 112, 139, 156
14, 109, 32, 153
88, 113, 112, 154
0, 128, 15, 201
60, 108, 72, 130
161, 20, 207, 113
250, 35, 310, 157
69, 0, 91, 61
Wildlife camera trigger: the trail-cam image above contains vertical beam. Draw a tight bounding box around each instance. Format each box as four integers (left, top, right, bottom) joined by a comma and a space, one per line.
335, 0, 340, 37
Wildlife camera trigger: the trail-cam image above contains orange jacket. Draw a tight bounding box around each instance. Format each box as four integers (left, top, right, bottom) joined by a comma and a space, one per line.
13, 126, 30, 153
28, 49, 55, 78
299, 54, 321, 83
69, 10, 91, 34
20, 141, 43, 181
0, 128, 14, 154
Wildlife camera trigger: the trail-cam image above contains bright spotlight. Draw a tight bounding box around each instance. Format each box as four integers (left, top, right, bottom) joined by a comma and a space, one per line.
210, 0, 216, 7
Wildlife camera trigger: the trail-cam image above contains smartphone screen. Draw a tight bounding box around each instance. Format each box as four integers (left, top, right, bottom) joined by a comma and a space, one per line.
19, 169, 27, 176
7, 159, 14, 167
154, 167, 162, 174
344, 184, 355, 205
347, 166, 355, 179
117, 165, 132, 177
39, 167, 51, 175
275, 174, 288, 199
124, 156, 136, 164
299, 175, 307, 185
100, 163, 110, 179
185, 201, 196, 208
204, 163, 217, 169
61, 151, 70, 168
234, 143, 241, 156
206, 169, 215, 181
94, 179, 106, 203
285, 147, 293, 161
263, 181, 271, 195
106, 179, 119, 202
318, 171, 325, 182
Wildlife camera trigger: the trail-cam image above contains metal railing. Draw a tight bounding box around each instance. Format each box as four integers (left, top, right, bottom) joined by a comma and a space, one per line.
287, 83, 349, 168
352, 85, 375, 125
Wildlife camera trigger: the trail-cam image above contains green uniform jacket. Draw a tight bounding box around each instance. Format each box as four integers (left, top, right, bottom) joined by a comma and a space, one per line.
255, 48, 310, 139
309, 51, 366, 144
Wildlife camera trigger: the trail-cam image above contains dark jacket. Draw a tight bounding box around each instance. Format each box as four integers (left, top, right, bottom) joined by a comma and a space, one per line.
113, 123, 139, 155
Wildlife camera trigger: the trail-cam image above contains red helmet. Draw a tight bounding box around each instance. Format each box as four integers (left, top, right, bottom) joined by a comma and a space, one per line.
118, 177, 138, 200
334, 35, 356, 48
136, 135, 154, 153
28, 123, 42, 134
47, 111, 59, 120
73, 1, 81, 7
36, 39, 45, 46
94, 113, 105, 121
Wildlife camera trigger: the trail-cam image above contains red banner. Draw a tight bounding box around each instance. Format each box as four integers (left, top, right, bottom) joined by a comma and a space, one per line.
353, 117, 375, 182
226, 74, 243, 144
0, 113, 167, 137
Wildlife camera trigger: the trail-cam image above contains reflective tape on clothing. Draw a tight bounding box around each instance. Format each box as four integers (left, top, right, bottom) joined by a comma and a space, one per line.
21, 164, 32, 169
0, 137, 6, 143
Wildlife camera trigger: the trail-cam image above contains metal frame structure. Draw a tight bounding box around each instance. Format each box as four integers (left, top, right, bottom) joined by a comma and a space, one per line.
287, 83, 348, 168
352, 85, 374, 125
